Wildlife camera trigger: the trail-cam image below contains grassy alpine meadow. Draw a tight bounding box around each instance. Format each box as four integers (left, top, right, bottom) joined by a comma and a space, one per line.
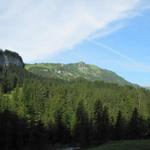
85, 140, 150, 150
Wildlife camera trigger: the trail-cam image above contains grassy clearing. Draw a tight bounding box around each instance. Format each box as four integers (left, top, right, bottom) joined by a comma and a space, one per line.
85, 140, 150, 150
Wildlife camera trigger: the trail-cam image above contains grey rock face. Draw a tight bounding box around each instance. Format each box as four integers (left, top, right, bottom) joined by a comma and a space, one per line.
0, 49, 24, 68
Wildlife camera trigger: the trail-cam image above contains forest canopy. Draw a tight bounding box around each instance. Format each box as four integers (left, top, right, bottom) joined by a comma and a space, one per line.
0, 65, 150, 149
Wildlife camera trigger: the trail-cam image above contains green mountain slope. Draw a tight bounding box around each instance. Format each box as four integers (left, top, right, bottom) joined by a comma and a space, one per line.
26, 62, 131, 85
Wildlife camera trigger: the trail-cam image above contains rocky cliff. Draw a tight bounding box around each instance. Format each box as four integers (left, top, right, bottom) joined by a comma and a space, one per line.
0, 49, 24, 68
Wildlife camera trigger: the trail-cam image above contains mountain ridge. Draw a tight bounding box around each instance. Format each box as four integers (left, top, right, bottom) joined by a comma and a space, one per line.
26, 62, 132, 86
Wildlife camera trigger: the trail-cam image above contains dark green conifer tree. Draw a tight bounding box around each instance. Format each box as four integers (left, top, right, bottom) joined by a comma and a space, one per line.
73, 101, 90, 146
101, 106, 110, 143
128, 108, 145, 139
92, 100, 103, 143
115, 111, 126, 140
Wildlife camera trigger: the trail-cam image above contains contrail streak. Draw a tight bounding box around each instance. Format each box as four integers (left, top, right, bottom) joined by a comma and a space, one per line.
86, 39, 136, 64
86, 39, 150, 72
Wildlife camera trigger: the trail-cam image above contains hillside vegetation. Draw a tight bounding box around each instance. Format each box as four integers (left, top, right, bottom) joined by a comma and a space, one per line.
145, 87, 150, 90
1, 66, 150, 122
0, 65, 150, 149
26, 62, 131, 85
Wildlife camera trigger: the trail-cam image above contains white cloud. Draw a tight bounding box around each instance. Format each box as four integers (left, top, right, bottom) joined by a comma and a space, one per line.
0, 0, 148, 62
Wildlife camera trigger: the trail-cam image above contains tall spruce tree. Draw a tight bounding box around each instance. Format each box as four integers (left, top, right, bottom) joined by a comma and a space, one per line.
54, 109, 71, 144
93, 100, 103, 143
128, 108, 145, 139
115, 111, 126, 140
73, 101, 90, 146
101, 106, 110, 143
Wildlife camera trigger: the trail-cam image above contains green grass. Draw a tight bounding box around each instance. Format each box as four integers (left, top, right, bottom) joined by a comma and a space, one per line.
86, 140, 150, 150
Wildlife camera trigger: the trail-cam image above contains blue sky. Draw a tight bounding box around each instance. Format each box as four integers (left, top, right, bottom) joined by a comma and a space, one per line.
0, 0, 150, 86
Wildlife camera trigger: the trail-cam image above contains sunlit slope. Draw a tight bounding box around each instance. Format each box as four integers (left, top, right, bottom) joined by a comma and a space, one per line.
26, 62, 131, 85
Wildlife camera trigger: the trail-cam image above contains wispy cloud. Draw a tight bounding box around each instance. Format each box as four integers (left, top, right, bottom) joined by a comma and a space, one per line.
86, 39, 150, 73
86, 39, 136, 63
0, 0, 149, 62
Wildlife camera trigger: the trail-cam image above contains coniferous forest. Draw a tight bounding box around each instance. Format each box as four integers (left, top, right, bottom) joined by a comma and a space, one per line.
1, 0, 150, 149
0, 65, 150, 150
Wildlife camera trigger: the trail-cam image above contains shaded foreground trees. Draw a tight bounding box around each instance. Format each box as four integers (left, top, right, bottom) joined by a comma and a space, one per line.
0, 104, 150, 149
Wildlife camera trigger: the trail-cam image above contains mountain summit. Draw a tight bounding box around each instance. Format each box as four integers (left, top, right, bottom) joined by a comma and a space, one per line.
26, 62, 131, 85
